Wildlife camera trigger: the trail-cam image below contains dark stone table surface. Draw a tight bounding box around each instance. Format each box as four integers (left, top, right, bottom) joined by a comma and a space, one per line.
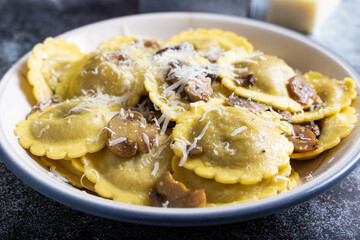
0, 0, 359, 239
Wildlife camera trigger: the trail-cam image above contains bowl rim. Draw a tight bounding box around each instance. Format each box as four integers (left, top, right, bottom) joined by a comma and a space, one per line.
0, 12, 359, 226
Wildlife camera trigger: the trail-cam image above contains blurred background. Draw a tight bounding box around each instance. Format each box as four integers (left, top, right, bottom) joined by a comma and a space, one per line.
0, 0, 359, 239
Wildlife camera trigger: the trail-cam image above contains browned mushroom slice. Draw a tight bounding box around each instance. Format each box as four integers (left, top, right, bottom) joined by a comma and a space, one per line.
225, 95, 270, 113
312, 95, 324, 109
234, 74, 255, 87
302, 122, 321, 137
155, 45, 182, 55
285, 125, 320, 153
202, 48, 225, 63
104, 52, 129, 66
149, 171, 206, 208
187, 144, 203, 158
135, 97, 162, 124
134, 97, 176, 128
143, 39, 161, 49
276, 109, 292, 122
165, 60, 214, 102
204, 65, 221, 82
184, 80, 213, 102
287, 75, 316, 105
106, 111, 159, 158
165, 60, 189, 84
206, 72, 221, 82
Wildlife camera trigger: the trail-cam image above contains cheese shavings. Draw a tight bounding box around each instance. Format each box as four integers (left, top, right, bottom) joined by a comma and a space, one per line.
108, 137, 127, 147
179, 120, 211, 167
151, 161, 160, 176
231, 126, 247, 136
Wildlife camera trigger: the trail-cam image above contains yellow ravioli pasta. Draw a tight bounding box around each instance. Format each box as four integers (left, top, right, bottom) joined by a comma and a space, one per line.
69, 157, 86, 173
14, 28, 359, 207
27, 37, 85, 102
291, 72, 357, 123
15, 96, 120, 159
144, 44, 222, 120
81, 134, 173, 205
220, 53, 303, 112
291, 107, 357, 160
172, 105, 294, 185
98, 35, 138, 51
211, 80, 232, 100
40, 157, 94, 190
98, 35, 161, 56
172, 157, 299, 206
166, 29, 253, 62
56, 46, 148, 106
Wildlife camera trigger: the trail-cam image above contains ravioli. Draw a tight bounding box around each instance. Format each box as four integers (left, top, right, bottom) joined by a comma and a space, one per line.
211, 80, 232, 99
98, 35, 161, 56
14, 29, 359, 208
144, 43, 223, 121
40, 157, 94, 190
98, 35, 138, 51
81, 134, 173, 205
172, 105, 294, 185
15, 96, 120, 159
172, 157, 299, 206
69, 157, 86, 173
220, 53, 303, 112
291, 72, 357, 123
55, 47, 148, 106
27, 37, 85, 102
291, 107, 357, 160
166, 29, 253, 62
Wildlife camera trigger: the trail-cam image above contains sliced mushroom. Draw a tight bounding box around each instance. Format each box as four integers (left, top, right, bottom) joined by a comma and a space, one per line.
312, 95, 323, 109
184, 80, 213, 102
135, 97, 162, 124
105, 52, 129, 65
149, 171, 206, 208
287, 75, 316, 105
203, 65, 221, 82
134, 97, 176, 128
276, 109, 292, 122
106, 111, 159, 158
302, 122, 321, 137
165, 60, 213, 102
206, 72, 221, 82
225, 95, 269, 113
285, 124, 320, 153
143, 39, 161, 49
155, 45, 181, 55
202, 48, 225, 63
234, 74, 255, 87
187, 144, 203, 158
165, 60, 188, 84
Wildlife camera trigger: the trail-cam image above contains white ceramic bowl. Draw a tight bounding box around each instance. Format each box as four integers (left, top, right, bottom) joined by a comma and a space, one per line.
0, 12, 359, 226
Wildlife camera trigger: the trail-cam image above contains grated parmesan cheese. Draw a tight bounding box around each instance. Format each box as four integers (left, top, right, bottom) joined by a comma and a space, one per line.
179, 121, 211, 167
108, 137, 127, 146
37, 125, 50, 138
162, 200, 170, 208
87, 126, 115, 144
49, 166, 69, 183
80, 169, 99, 190
231, 126, 247, 136
151, 161, 159, 176
224, 142, 236, 156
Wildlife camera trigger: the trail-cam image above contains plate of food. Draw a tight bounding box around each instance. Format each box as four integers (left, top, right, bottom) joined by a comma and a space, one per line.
0, 12, 359, 226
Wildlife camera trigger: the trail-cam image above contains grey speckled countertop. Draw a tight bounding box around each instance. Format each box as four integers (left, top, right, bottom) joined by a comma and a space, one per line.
0, 0, 359, 239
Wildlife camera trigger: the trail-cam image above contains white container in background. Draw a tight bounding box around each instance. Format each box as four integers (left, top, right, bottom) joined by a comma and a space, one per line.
267, 0, 342, 34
